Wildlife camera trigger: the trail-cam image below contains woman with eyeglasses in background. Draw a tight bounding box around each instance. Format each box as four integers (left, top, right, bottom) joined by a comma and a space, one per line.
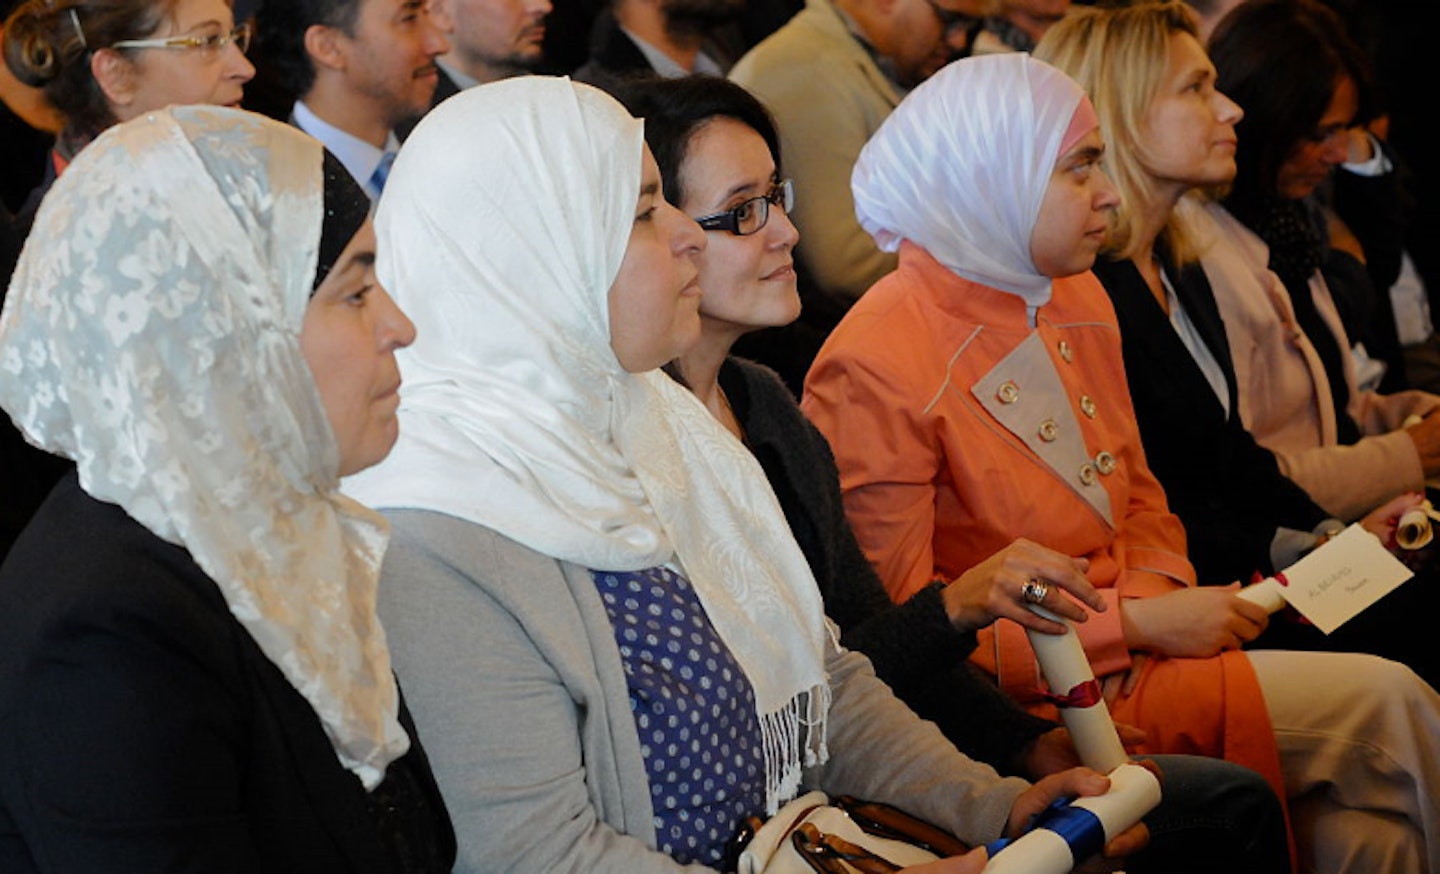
1, 0, 254, 562
3, 0, 254, 226
1196, 0, 1440, 524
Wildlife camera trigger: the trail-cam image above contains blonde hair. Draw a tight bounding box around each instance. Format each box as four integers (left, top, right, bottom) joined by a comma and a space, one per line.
1035, 1, 1212, 263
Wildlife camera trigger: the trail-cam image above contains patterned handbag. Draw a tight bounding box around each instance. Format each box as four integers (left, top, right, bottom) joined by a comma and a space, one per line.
732, 791, 971, 873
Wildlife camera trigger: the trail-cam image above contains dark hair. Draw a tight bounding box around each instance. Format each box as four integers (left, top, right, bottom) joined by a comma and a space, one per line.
3, 0, 174, 136
313, 148, 370, 291
606, 73, 782, 211
252, 0, 358, 97
1209, 0, 1377, 215
607, 74, 783, 389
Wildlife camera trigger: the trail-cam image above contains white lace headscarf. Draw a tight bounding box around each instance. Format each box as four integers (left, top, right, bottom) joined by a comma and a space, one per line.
0, 105, 408, 790
852, 53, 1093, 310
343, 76, 830, 814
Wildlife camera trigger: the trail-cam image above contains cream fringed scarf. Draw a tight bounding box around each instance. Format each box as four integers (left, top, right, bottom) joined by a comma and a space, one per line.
342, 77, 831, 813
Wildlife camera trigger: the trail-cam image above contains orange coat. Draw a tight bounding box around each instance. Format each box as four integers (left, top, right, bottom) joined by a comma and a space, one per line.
802, 244, 1283, 795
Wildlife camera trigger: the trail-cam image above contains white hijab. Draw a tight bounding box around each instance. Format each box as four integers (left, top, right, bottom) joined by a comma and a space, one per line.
0, 106, 408, 790
852, 53, 1090, 309
343, 76, 831, 814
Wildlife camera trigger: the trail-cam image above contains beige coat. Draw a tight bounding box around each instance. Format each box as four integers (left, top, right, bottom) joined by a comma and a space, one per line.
1198, 201, 1440, 520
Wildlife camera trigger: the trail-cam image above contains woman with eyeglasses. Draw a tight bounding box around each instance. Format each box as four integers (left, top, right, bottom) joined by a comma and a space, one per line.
1, 0, 255, 560
3, 0, 253, 218
1195, 0, 1440, 523
607, 72, 1290, 874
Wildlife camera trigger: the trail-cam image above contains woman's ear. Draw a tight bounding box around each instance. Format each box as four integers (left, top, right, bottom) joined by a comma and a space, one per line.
90, 48, 137, 109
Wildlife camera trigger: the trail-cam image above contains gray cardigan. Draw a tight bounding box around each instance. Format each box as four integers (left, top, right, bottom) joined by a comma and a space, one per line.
376, 510, 1029, 873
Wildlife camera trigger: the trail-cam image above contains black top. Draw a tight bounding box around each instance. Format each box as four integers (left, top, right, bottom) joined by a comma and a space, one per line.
719, 356, 1056, 773
1329, 147, 1411, 392
1096, 254, 1440, 685
0, 474, 456, 873
0, 163, 74, 564
0, 103, 51, 216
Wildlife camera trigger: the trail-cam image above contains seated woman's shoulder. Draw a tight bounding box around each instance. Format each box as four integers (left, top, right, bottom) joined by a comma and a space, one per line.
0, 471, 236, 652
381, 508, 572, 601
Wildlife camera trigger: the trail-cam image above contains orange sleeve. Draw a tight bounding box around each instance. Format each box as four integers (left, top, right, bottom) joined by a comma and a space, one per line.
802, 331, 943, 605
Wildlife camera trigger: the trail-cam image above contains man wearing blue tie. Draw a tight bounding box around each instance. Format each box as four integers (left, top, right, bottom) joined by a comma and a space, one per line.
254, 0, 449, 203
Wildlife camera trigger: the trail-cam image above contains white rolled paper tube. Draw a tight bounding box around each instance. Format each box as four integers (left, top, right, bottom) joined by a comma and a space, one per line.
1397, 508, 1433, 550
1236, 577, 1288, 613
1070, 763, 1162, 838
981, 763, 1162, 874
1024, 604, 1127, 774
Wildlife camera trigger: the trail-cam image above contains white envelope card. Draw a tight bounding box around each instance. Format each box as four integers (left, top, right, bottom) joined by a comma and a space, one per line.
1267, 524, 1414, 634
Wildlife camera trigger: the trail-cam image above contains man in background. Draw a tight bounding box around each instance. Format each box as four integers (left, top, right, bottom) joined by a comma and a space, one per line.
729, 0, 986, 315
254, 0, 448, 201
574, 0, 744, 84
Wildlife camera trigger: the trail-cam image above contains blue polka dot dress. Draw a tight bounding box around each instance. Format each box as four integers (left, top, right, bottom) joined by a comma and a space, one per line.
591, 566, 766, 867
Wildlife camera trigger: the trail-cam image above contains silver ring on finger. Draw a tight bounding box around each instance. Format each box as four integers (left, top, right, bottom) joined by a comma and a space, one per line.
1021, 577, 1050, 605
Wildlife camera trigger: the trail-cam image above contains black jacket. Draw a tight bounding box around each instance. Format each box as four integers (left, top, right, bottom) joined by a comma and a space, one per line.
1091, 254, 1328, 585
0, 475, 456, 873
572, 9, 657, 87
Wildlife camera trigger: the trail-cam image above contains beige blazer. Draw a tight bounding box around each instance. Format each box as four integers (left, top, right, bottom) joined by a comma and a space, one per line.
1198, 201, 1440, 520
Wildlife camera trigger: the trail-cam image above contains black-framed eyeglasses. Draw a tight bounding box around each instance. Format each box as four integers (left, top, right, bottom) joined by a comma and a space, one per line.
112, 21, 253, 55
694, 179, 794, 236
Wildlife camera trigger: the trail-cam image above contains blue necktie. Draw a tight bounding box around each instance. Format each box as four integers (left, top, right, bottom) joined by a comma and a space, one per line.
369, 150, 397, 199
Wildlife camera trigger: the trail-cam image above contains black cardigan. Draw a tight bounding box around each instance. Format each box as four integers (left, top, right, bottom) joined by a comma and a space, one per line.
719, 356, 1056, 773
0, 475, 455, 873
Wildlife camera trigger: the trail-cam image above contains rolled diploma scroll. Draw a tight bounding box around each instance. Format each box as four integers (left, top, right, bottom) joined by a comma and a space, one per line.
1236, 576, 1288, 613
1398, 507, 1434, 551
980, 605, 1161, 873
981, 763, 1162, 874
1023, 604, 1126, 773
1239, 510, 1437, 609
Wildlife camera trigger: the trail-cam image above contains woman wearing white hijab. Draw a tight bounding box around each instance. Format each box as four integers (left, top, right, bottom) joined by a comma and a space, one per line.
0, 105, 454, 872
804, 52, 1440, 872
344, 75, 1139, 873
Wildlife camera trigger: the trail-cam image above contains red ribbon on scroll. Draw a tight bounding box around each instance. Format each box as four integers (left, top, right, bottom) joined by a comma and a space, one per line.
1040, 678, 1103, 709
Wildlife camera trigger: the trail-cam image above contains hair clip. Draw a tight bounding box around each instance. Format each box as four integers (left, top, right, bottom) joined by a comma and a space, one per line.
69, 6, 88, 49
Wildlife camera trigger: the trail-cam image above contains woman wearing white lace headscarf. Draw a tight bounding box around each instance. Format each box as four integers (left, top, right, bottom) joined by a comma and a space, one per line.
1, 0, 258, 558
804, 51, 1440, 873
0, 105, 454, 873
341, 75, 1139, 873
